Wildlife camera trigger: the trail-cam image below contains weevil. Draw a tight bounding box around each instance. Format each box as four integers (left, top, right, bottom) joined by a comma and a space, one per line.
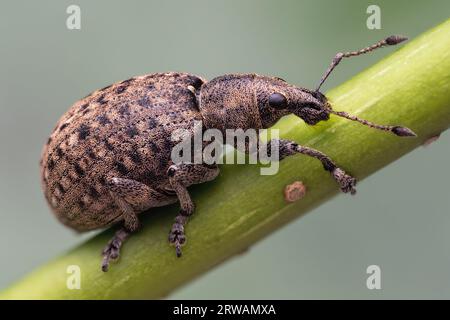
40, 35, 416, 271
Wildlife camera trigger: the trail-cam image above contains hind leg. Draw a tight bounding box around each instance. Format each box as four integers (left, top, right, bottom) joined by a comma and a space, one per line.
101, 177, 173, 272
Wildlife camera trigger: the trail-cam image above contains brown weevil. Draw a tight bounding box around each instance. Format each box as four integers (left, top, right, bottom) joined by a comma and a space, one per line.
40, 35, 416, 271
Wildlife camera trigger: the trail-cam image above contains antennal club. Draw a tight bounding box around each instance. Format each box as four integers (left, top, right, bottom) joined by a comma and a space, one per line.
315, 35, 408, 92
329, 109, 416, 137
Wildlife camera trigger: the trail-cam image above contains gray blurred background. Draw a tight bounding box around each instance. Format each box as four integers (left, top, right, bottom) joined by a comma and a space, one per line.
1, 0, 449, 299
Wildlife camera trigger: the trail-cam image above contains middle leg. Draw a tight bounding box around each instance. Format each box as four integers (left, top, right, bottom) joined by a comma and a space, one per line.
166, 163, 219, 257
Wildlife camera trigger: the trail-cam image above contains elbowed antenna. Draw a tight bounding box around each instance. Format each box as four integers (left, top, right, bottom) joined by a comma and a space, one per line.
315, 35, 415, 137
328, 109, 417, 137
315, 35, 408, 92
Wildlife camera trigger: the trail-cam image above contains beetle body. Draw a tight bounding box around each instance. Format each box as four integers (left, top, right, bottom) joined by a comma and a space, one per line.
40, 36, 414, 271
41, 72, 326, 231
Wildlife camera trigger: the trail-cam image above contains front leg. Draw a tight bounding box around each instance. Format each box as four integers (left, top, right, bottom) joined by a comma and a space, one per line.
265, 139, 357, 194
166, 163, 219, 257
233, 137, 355, 193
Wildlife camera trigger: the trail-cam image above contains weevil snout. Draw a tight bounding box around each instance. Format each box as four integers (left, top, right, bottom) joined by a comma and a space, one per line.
294, 104, 330, 125
290, 89, 331, 125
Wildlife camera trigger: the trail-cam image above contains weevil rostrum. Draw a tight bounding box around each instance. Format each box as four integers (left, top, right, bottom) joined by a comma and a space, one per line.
40, 36, 416, 271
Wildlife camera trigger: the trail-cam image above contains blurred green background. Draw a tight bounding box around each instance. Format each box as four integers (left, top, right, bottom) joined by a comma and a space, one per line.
1, 0, 449, 299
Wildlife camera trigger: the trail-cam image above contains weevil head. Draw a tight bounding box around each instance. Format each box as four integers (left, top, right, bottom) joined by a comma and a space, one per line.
199, 74, 330, 131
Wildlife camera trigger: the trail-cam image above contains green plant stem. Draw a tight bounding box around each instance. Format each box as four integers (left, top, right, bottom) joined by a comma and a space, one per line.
2, 20, 450, 300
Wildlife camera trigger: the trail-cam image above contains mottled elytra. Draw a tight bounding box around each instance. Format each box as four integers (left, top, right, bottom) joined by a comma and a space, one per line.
40, 35, 415, 271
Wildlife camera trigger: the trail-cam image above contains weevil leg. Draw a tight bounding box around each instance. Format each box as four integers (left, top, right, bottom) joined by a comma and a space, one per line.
265, 139, 357, 194
101, 177, 176, 271
166, 163, 219, 257
101, 227, 130, 272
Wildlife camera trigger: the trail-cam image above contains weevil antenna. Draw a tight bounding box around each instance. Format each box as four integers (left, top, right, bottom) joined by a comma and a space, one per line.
315, 35, 408, 92
328, 109, 416, 137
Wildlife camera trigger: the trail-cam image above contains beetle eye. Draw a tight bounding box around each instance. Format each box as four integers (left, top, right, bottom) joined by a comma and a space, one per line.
268, 93, 287, 109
